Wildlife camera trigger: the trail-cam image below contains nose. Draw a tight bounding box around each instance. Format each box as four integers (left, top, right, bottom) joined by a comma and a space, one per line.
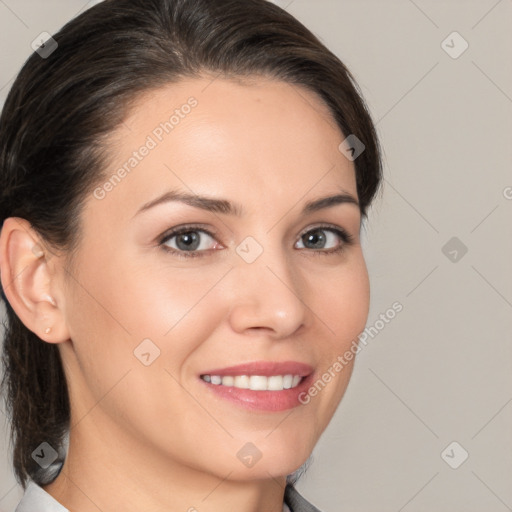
227, 249, 311, 339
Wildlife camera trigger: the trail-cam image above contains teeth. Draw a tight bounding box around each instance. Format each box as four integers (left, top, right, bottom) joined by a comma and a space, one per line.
201, 374, 303, 391
234, 375, 250, 389
222, 375, 234, 386
267, 375, 283, 391
250, 375, 267, 390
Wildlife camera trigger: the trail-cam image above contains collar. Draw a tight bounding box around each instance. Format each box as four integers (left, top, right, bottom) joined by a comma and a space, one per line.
16, 481, 307, 512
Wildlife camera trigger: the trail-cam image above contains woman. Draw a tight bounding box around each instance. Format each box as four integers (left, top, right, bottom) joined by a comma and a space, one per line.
0, 0, 382, 510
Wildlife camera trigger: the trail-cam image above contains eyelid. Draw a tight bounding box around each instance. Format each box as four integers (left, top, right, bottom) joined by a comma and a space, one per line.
158, 224, 221, 256
299, 222, 355, 244
295, 223, 354, 253
158, 222, 354, 258
159, 223, 218, 241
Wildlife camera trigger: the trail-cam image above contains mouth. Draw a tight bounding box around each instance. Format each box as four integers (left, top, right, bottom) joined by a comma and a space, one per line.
200, 373, 304, 391
199, 360, 314, 411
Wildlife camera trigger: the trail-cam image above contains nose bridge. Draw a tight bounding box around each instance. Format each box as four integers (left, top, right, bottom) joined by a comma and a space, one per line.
227, 235, 309, 337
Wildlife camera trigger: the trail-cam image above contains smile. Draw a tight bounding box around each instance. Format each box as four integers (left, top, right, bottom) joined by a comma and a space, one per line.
200, 374, 303, 391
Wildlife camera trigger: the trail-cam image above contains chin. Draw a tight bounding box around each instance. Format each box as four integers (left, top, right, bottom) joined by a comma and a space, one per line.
220, 438, 314, 482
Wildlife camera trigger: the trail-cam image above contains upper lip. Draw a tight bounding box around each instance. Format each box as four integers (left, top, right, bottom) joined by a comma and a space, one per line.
200, 361, 314, 377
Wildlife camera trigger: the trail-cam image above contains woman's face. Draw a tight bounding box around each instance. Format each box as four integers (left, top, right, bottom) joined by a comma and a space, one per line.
56, 76, 370, 480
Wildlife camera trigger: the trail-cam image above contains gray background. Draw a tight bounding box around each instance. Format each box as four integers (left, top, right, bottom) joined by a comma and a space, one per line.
1, 1, 511, 511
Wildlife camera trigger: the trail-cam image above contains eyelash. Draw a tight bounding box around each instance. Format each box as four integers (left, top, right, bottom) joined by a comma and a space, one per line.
158, 223, 355, 259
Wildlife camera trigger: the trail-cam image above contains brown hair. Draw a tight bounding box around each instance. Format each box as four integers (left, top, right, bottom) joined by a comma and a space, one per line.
0, 0, 382, 489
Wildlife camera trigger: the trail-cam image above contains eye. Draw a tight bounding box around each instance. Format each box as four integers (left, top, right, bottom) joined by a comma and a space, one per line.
159, 225, 220, 259
295, 225, 354, 255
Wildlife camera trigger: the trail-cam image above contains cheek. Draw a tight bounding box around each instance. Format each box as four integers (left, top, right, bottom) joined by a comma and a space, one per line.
302, 252, 369, 417
65, 254, 231, 375
122, 262, 233, 353
62, 254, 229, 434
312, 252, 370, 350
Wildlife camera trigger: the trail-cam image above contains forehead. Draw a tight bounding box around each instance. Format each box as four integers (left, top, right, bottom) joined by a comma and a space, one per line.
92, 75, 357, 219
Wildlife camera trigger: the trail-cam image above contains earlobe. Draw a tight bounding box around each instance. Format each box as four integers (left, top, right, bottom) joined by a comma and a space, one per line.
0, 217, 69, 344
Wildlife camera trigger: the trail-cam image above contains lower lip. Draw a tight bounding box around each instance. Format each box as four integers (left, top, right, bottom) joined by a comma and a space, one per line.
199, 374, 315, 412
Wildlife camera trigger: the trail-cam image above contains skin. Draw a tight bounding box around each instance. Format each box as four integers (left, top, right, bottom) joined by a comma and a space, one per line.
0, 75, 370, 512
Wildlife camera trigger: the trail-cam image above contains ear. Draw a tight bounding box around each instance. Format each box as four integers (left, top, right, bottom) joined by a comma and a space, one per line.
0, 217, 70, 343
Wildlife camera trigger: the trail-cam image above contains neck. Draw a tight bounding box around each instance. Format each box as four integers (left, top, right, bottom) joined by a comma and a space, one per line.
43, 413, 288, 512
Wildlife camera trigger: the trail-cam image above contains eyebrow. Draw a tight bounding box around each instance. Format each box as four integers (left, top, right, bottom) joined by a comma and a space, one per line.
134, 188, 359, 218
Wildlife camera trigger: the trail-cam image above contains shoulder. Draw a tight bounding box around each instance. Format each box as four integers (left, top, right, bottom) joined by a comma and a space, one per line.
15, 481, 69, 512
284, 482, 325, 512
